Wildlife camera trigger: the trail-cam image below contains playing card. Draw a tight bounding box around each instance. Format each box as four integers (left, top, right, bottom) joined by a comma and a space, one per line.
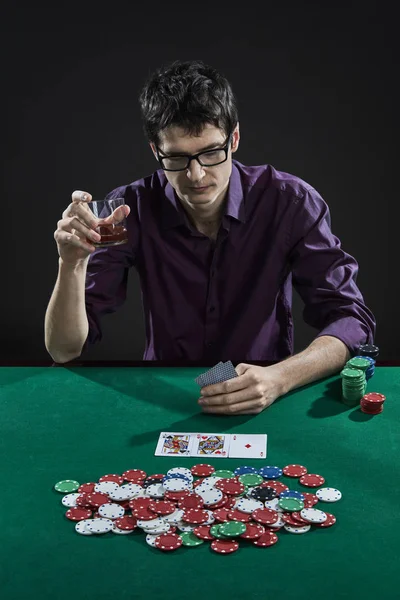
154, 432, 196, 456
195, 361, 238, 387
194, 362, 223, 386
191, 433, 231, 458
228, 434, 267, 459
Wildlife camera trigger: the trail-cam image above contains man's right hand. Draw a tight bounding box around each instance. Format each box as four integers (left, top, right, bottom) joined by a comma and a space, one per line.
54, 190, 130, 264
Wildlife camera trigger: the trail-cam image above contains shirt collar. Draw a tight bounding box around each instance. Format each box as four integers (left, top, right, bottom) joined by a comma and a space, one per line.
161, 159, 246, 230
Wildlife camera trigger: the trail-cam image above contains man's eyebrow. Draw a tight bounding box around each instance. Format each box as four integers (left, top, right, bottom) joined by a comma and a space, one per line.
160, 141, 224, 157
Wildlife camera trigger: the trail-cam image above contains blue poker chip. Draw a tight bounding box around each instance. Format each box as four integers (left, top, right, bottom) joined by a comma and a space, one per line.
279, 490, 305, 501
258, 466, 283, 479
234, 466, 257, 476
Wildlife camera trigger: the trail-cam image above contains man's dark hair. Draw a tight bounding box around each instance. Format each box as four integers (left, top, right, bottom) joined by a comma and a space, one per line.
138, 59, 239, 147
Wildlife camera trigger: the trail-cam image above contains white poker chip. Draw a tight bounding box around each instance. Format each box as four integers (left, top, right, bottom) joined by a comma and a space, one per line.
284, 524, 311, 534
111, 524, 133, 535
108, 483, 143, 501
98, 503, 125, 519
94, 481, 120, 494
146, 533, 160, 547
163, 509, 184, 524
62, 493, 80, 507
145, 483, 166, 498
300, 508, 327, 523
268, 514, 285, 528
236, 498, 264, 514
195, 488, 223, 506
201, 477, 223, 486
163, 478, 191, 492
75, 519, 94, 535
315, 487, 342, 502
142, 522, 171, 535
264, 498, 282, 511
175, 520, 196, 532
167, 467, 193, 481
137, 517, 165, 529
86, 518, 114, 534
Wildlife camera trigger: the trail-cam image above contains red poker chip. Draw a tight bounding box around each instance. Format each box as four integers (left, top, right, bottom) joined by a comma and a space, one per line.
283, 464, 308, 477
117, 500, 131, 510
98, 474, 124, 485
78, 482, 96, 494
302, 492, 319, 507
192, 479, 205, 488
133, 508, 158, 520
211, 539, 239, 554
282, 512, 303, 526
215, 478, 245, 496
182, 509, 209, 524
155, 533, 183, 551
193, 525, 215, 540
253, 530, 278, 547
360, 403, 383, 414
227, 509, 252, 523
213, 508, 231, 523
362, 392, 386, 403
261, 481, 289, 494
299, 474, 325, 488
191, 464, 216, 477
252, 508, 279, 525
178, 494, 204, 510
122, 469, 147, 482
239, 523, 265, 540
76, 493, 92, 508
87, 493, 111, 508
114, 515, 137, 531
146, 474, 165, 481
129, 497, 153, 511
148, 500, 177, 515
164, 490, 191, 502
65, 507, 92, 521
291, 511, 310, 525
314, 512, 336, 528
223, 496, 237, 509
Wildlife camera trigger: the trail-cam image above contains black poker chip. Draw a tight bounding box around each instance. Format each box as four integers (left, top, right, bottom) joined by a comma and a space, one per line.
143, 476, 164, 488
249, 486, 277, 501
357, 344, 379, 359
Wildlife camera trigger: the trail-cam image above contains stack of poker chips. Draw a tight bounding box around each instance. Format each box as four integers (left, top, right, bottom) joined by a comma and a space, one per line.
359, 392, 386, 415
340, 367, 367, 407
357, 344, 379, 379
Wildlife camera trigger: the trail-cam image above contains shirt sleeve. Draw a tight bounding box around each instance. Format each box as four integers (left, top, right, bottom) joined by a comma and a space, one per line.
80, 186, 140, 354
287, 187, 376, 356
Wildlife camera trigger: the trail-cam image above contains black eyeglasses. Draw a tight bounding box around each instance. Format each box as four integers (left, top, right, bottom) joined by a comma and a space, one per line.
156, 133, 233, 172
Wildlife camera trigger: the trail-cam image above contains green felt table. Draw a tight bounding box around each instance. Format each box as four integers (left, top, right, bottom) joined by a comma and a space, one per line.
1, 365, 399, 600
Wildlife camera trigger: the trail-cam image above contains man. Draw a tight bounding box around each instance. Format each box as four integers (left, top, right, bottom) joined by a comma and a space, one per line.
45, 59, 376, 415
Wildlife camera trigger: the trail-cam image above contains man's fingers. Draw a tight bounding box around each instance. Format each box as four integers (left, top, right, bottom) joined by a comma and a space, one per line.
101, 205, 130, 225
71, 190, 92, 203
201, 398, 266, 415
199, 385, 260, 407
200, 373, 250, 398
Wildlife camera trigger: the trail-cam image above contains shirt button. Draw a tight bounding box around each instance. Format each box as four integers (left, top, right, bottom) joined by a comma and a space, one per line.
209, 306, 215, 313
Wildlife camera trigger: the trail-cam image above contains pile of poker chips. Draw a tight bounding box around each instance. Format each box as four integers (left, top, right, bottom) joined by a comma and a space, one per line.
340, 365, 368, 406
54, 464, 342, 554
339, 345, 385, 412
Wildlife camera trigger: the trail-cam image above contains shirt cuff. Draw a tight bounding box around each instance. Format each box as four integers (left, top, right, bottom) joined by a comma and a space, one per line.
315, 316, 375, 357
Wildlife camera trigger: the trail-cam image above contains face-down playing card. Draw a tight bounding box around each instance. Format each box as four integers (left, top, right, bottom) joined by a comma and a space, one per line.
195, 361, 238, 387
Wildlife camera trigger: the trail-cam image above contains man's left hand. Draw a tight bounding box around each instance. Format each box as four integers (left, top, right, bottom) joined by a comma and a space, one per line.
198, 363, 285, 415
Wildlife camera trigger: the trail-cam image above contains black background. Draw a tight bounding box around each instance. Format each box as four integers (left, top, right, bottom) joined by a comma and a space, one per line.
2, 1, 398, 363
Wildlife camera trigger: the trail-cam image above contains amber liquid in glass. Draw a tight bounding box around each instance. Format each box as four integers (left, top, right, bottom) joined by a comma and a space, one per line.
92, 224, 128, 247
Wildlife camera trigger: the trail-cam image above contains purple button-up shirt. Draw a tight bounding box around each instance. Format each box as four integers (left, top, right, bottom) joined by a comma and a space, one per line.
82, 159, 376, 361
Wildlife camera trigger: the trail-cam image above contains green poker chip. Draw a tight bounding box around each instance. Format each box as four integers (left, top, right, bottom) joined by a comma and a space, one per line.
210, 524, 229, 538
278, 497, 304, 512
180, 532, 204, 547
212, 470, 234, 479
218, 521, 247, 537
238, 474, 264, 486
54, 480, 80, 493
